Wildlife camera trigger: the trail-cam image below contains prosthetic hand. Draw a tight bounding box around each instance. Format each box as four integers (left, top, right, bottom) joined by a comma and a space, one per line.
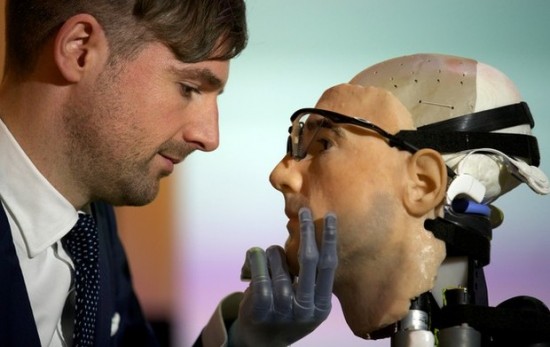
228, 208, 338, 347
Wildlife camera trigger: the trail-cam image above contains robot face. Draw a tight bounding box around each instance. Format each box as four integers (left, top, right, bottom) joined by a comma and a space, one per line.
329, 53, 549, 338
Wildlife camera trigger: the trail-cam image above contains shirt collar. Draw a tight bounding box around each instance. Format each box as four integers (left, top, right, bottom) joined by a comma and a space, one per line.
0, 119, 78, 257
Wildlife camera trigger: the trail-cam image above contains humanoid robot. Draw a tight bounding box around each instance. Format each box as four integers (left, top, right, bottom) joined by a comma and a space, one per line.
350, 53, 550, 346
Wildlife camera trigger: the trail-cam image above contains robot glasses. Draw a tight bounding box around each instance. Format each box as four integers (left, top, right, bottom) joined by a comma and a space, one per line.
286, 102, 540, 170
286, 107, 419, 161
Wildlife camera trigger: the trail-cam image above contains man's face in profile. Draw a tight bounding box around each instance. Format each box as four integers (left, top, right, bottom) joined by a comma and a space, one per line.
270, 83, 446, 337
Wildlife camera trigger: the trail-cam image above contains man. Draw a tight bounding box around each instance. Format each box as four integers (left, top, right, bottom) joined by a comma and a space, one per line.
0, 1, 340, 346
267, 53, 550, 344
0, 0, 247, 346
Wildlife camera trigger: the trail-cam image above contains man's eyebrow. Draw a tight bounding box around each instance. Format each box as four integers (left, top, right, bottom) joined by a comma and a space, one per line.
305, 117, 345, 137
171, 66, 225, 92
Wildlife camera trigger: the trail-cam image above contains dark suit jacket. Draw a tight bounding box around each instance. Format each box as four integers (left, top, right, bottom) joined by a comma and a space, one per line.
0, 201, 159, 347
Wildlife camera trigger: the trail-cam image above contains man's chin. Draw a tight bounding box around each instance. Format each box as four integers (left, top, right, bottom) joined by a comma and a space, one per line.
105, 183, 160, 207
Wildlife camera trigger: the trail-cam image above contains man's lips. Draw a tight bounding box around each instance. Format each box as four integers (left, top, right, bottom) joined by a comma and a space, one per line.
285, 209, 304, 240
157, 141, 196, 168
283, 196, 307, 219
160, 153, 183, 165
157, 153, 183, 174
284, 208, 298, 220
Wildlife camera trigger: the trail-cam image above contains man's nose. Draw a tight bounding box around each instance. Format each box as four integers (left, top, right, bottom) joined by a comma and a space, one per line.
269, 155, 303, 193
181, 102, 220, 152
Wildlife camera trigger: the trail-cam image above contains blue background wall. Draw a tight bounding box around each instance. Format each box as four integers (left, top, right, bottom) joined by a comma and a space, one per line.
176, 1, 550, 345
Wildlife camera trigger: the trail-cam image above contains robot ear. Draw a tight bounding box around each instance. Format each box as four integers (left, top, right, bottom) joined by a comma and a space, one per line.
403, 148, 448, 216
446, 173, 486, 205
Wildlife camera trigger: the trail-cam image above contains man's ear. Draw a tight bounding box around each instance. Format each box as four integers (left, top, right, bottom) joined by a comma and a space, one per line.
53, 14, 108, 83
403, 148, 448, 216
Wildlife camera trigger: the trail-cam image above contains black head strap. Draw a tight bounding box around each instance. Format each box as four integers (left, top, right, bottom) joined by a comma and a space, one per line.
395, 131, 540, 167
395, 102, 541, 166
417, 102, 534, 132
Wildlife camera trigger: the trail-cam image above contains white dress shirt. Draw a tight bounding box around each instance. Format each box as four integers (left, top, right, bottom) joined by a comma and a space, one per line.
0, 118, 79, 347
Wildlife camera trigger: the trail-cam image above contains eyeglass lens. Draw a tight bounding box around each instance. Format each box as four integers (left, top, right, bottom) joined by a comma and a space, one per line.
289, 112, 329, 159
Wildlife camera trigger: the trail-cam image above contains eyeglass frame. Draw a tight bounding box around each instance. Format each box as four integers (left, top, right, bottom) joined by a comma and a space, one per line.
286, 107, 456, 178
287, 107, 420, 156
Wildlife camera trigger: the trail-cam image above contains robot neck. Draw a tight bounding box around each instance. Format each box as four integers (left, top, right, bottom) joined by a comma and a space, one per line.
432, 256, 469, 308
425, 207, 495, 307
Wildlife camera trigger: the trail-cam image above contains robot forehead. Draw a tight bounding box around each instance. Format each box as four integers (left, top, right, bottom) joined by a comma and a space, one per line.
350, 53, 521, 128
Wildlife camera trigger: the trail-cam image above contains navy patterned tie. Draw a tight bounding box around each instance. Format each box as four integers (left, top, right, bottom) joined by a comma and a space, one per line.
62, 214, 100, 347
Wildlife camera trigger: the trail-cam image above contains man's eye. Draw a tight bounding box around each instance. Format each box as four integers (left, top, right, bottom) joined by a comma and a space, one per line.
307, 138, 333, 156
179, 84, 200, 98
317, 138, 333, 151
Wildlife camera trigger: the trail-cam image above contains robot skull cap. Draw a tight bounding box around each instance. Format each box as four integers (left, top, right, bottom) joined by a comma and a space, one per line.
350, 53, 479, 128
349, 53, 531, 128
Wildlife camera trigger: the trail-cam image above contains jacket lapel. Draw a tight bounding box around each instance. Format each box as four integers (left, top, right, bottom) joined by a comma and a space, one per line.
92, 202, 115, 346
0, 204, 41, 346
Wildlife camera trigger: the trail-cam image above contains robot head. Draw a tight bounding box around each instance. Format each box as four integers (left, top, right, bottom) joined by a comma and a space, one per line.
351, 53, 549, 204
